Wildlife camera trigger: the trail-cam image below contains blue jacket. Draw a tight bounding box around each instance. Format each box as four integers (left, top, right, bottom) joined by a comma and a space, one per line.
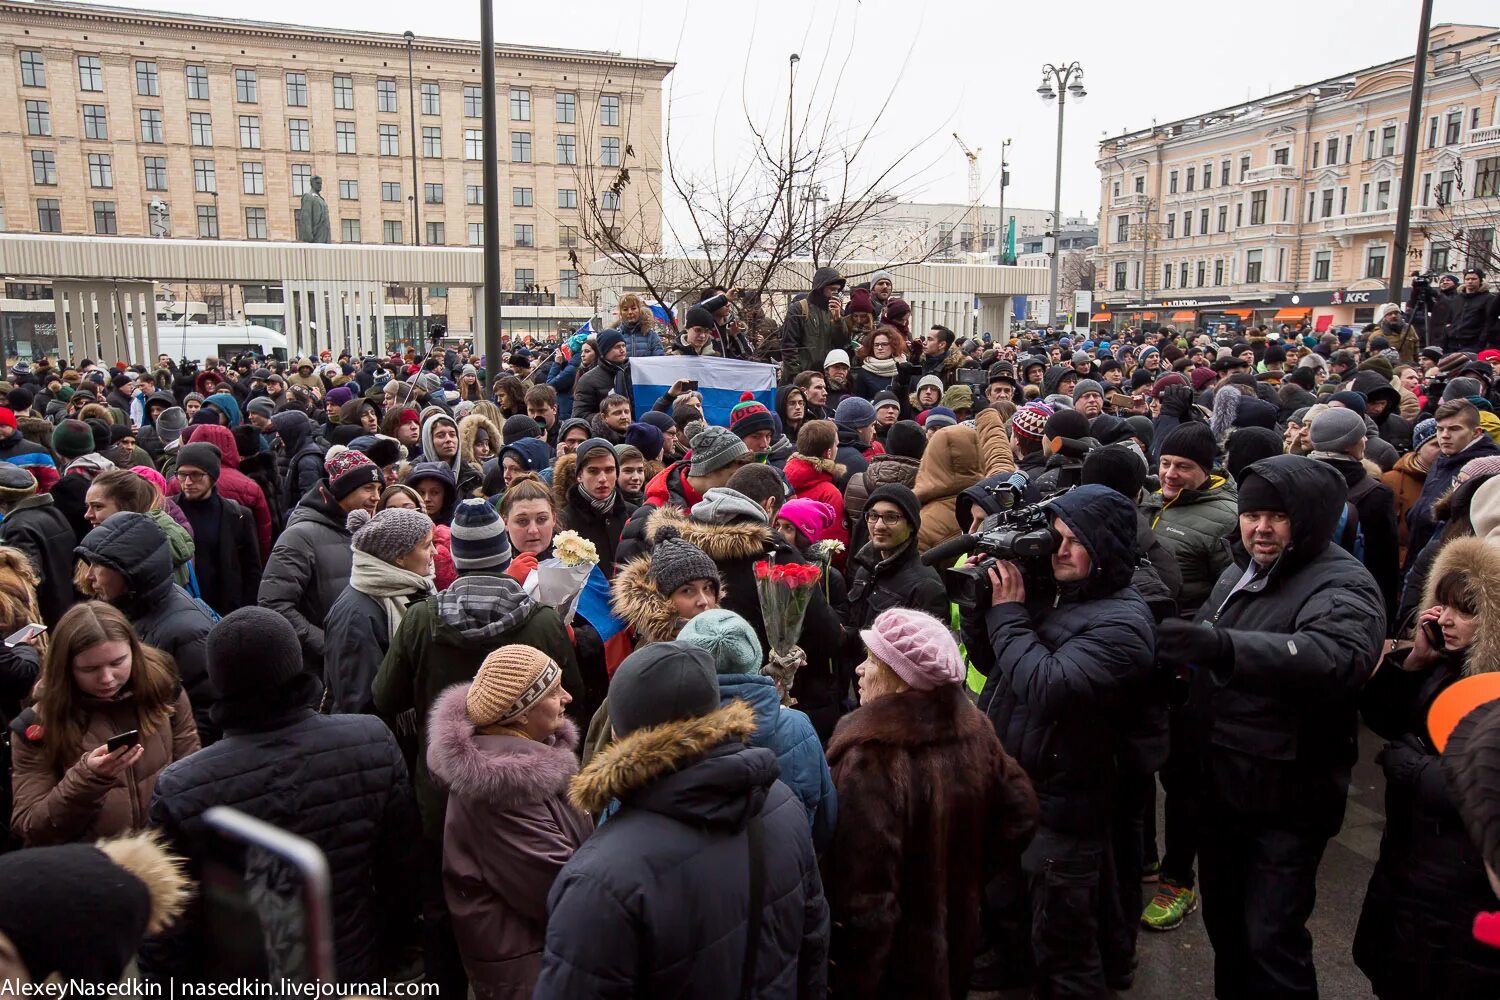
719, 672, 836, 850
612, 320, 665, 357
544, 353, 580, 420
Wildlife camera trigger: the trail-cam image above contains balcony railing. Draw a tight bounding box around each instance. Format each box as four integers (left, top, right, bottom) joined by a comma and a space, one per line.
1244, 164, 1298, 183
1111, 193, 1151, 209
1465, 126, 1500, 149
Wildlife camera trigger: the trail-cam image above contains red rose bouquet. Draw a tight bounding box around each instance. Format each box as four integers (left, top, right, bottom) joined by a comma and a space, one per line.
754, 559, 822, 705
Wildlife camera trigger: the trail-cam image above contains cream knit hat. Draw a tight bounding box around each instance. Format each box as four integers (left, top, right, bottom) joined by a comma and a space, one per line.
465, 645, 560, 727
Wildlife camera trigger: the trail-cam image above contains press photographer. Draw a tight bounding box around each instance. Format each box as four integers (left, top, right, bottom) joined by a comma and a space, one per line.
957, 484, 1155, 995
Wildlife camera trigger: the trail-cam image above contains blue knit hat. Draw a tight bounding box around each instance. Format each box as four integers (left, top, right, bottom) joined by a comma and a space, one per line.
678, 609, 763, 675
833, 395, 877, 431
596, 329, 627, 359
1412, 417, 1437, 452
450, 498, 512, 574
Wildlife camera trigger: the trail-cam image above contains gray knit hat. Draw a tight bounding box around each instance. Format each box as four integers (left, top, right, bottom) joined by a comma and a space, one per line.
687, 426, 749, 476
649, 526, 720, 596
1310, 406, 1367, 454
155, 406, 188, 446
347, 506, 434, 564
246, 397, 276, 419
833, 395, 876, 431
1072, 379, 1105, 401
450, 498, 511, 573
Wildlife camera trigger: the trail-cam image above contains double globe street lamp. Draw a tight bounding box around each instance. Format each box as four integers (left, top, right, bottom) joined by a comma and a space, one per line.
1037, 62, 1086, 332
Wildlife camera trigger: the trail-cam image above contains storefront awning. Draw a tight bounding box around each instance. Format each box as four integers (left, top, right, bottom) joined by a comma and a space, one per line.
1272, 307, 1311, 321
1170, 311, 1196, 322
1141, 312, 1158, 320
1090, 312, 1111, 322
1315, 314, 1334, 332
1223, 308, 1253, 319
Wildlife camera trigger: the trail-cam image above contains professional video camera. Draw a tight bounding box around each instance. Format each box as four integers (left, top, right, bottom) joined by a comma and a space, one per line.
920, 477, 1072, 612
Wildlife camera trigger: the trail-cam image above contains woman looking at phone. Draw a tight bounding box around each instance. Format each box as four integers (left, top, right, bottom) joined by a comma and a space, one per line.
9, 601, 199, 846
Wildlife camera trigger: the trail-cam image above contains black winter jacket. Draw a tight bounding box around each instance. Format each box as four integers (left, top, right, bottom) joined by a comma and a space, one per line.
967, 486, 1156, 834
257, 484, 354, 675
0, 494, 76, 625
1442, 287, 1497, 354
1186, 455, 1385, 836
535, 701, 829, 1000
571, 359, 626, 422
147, 706, 420, 983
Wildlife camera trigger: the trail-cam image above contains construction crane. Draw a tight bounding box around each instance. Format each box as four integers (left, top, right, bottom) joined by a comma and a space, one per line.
952, 133, 981, 255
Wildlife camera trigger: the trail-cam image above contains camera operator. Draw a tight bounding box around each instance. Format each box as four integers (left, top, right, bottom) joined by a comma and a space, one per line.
962, 485, 1155, 996
1408, 271, 1455, 349
1158, 454, 1384, 999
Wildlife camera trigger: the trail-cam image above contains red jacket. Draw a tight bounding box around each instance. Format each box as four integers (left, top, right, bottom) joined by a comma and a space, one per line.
783, 455, 850, 552
165, 424, 273, 562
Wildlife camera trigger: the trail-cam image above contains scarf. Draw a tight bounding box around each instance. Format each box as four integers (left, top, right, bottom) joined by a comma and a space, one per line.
860, 356, 898, 378
577, 482, 618, 516
350, 548, 436, 644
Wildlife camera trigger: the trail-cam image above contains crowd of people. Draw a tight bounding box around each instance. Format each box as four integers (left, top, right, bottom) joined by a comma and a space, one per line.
4, 264, 1500, 998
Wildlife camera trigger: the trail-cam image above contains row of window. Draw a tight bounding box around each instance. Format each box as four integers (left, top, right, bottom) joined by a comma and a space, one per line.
17, 50, 624, 126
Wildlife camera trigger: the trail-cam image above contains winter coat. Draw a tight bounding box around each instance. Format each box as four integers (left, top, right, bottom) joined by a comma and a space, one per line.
0, 494, 76, 626
780, 268, 849, 378
825, 685, 1037, 999
371, 575, 580, 840
783, 454, 851, 552
1355, 535, 1500, 995
610, 319, 666, 357
323, 553, 436, 716
167, 424, 272, 560
179, 495, 261, 617
9, 689, 198, 846
1186, 455, 1386, 836
236, 449, 284, 537
426, 687, 593, 1000
551, 453, 638, 576
1314, 454, 1400, 621
256, 483, 353, 674
534, 701, 830, 1000
718, 671, 836, 850
1142, 474, 1239, 617
967, 486, 1156, 835
1382, 450, 1428, 563
1408, 433, 1500, 563
847, 535, 948, 632
913, 408, 1015, 553
570, 359, 626, 422
75, 513, 217, 741
1442, 287, 1497, 354
272, 411, 326, 515
146, 706, 419, 984
843, 453, 920, 554
543, 352, 580, 421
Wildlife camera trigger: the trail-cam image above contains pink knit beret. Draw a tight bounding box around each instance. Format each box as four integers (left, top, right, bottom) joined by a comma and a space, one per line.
860, 607, 964, 691
778, 499, 836, 544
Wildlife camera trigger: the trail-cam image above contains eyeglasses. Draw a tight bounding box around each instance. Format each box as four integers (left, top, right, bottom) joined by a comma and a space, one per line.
864, 510, 906, 526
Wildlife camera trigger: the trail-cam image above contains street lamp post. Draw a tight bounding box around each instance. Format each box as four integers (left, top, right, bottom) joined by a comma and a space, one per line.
479, 1, 502, 375
404, 30, 424, 352
787, 53, 799, 246
1037, 62, 1086, 331
997, 137, 1011, 264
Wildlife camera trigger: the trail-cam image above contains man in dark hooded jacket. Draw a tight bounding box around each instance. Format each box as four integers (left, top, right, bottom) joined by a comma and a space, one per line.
779, 267, 847, 380
962, 485, 1156, 997
1160, 454, 1384, 999
272, 409, 326, 513
846, 482, 947, 635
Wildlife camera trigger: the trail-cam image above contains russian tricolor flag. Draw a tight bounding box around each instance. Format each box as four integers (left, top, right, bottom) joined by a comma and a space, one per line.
629, 357, 778, 426
574, 564, 633, 676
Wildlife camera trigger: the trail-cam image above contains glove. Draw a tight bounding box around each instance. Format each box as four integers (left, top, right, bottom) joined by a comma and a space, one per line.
1376, 734, 1430, 788
1157, 618, 1230, 674
1157, 384, 1195, 418
504, 551, 538, 585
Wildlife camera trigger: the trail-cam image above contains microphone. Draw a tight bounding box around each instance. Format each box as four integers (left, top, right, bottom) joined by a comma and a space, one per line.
921, 533, 979, 566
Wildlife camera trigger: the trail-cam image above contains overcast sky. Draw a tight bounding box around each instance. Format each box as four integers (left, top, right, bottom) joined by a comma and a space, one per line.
139, 0, 1486, 221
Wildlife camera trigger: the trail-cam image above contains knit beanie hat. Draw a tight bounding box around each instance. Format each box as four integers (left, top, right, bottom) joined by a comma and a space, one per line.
1444, 377, 1484, 403
324, 449, 381, 500
940, 384, 974, 413
871, 390, 901, 415
176, 442, 222, 482
1150, 372, 1190, 397
325, 386, 355, 409
1412, 417, 1438, 452
451, 497, 512, 573
833, 395, 876, 431
52, 418, 95, 459
0, 408, 15, 431
0, 464, 38, 505
860, 607, 964, 691
466, 645, 562, 728
624, 421, 665, 462
1225, 426, 1285, 484
348, 506, 434, 564
1158, 421, 1217, 474
639, 410, 676, 434
1043, 408, 1090, 441
649, 526, 719, 596
923, 407, 958, 431
246, 396, 276, 419
502, 414, 544, 445
884, 420, 926, 459
608, 641, 720, 737
1329, 390, 1368, 416
1009, 401, 1055, 441
688, 426, 749, 476
777, 498, 837, 545
1310, 406, 1367, 454
1072, 378, 1105, 401
729, 393, 776, 439
915, 374, 945, 397
678, 609, 763, 675
1080, 445, 1147, 500
596, 329, 627, 359
208, 607, 305, 701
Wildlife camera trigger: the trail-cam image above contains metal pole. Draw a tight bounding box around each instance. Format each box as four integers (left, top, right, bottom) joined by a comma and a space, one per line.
1049, 87, 1065, 331
787, 54, 799, 249
1388, 0, 1434, 303
405, 31, 424, 354
997, 138, 1009, 264
480, 0, 502, 381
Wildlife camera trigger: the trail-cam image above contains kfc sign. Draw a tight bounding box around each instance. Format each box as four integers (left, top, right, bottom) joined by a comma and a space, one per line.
1331, 289, 1375, 305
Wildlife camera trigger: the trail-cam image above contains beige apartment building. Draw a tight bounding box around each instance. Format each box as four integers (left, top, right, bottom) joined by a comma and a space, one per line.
1093, 23, 1500, 334
0, 0, 670, 343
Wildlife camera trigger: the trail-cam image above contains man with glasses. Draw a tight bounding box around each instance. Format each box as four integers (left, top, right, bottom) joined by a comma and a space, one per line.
174, 440, 261, 616
846, 483, 947, 645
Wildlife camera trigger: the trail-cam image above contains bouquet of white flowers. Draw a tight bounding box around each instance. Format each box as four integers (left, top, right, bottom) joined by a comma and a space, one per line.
522, 530, 599, 624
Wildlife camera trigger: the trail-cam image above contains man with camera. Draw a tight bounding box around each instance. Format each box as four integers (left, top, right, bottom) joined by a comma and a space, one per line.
963, 485, 1156, 995
1159, 454, 1384, 999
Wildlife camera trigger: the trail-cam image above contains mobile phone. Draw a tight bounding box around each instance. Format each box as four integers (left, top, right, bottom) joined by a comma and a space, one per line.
106, 729, 140, 752
684, 380, 699, 391
4, 623, 45, 647
1422, 620, 1445, 649
201, 806, 336, 983
1107, 391, 1135, 410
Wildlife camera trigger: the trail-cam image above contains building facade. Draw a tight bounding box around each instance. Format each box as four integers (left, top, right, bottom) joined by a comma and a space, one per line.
834, 199, 1090, 263
0, 0, 671, 348
1093, 23, 1500, 334
1015, 225, 1098, 324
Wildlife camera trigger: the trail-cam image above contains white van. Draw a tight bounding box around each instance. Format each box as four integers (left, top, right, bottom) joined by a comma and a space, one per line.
157, 323, 288, 365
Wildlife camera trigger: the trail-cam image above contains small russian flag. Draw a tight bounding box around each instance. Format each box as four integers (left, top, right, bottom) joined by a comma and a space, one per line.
574, 564, 632, 676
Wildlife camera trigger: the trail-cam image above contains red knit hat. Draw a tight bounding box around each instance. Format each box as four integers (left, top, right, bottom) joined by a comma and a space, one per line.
0, 408, 15, 431
728, 392, 775, 439
1148, 372, 1190, 397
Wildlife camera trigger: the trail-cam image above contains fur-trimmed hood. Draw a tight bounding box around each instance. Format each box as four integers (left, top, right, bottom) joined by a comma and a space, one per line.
425, 683, 580, 803
551, 452, 580, 511
569, 700, 758, 815
784, 454, 846, 492
643, 502, 770, 562
94, 830, 192, 935
457, 412, 502, 470
1421, 536, 1500, 675
610, 555, 687, 643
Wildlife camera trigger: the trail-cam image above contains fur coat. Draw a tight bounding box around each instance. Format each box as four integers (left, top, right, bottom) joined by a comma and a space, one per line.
426, 685, 593, 1000
824, 684, 1038, 999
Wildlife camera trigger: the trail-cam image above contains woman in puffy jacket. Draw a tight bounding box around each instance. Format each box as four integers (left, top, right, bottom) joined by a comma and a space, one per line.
9, 601, 198, 846
427, 644, 592, 1000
